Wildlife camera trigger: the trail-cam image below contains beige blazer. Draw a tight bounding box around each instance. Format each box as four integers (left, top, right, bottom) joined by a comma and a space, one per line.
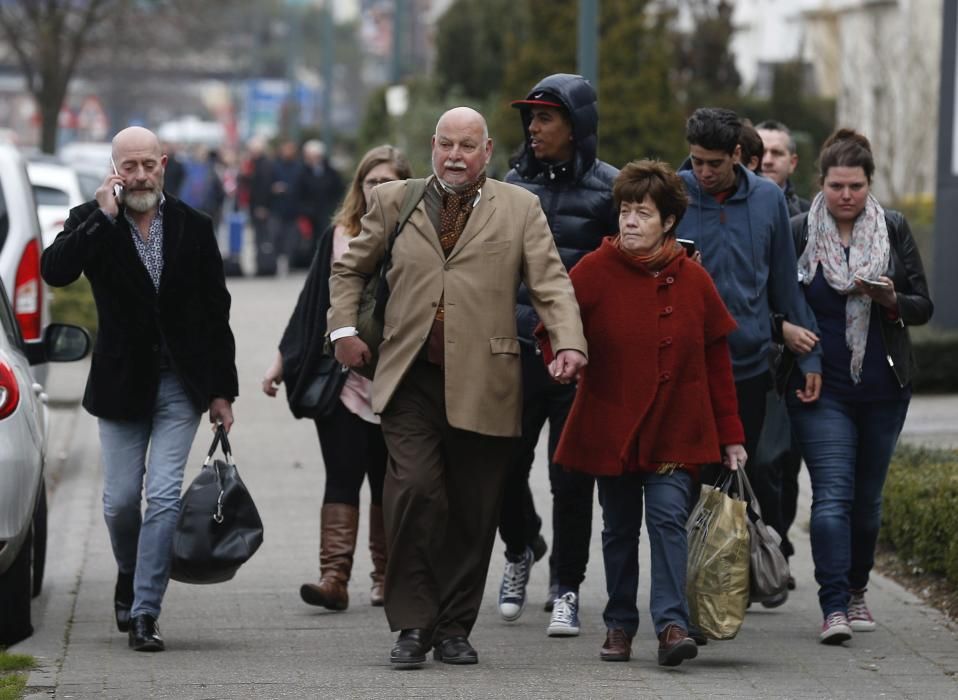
328, 176, 587, 437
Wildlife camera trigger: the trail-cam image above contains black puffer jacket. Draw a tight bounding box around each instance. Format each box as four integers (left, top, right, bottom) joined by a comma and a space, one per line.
778, 209, 933, 392
506, 73, 619, 346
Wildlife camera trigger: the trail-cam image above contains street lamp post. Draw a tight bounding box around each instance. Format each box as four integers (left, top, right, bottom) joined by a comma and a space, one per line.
578, 0, 599, 89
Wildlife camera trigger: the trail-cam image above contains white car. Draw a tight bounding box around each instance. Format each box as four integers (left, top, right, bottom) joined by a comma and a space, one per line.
0, 280, 89, 645
0, 141, 49, 357
57, 141, 113, 173
27, 159, 100, 249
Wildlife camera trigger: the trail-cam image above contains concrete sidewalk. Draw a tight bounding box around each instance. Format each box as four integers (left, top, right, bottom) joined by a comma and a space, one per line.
14, 273, 958, 699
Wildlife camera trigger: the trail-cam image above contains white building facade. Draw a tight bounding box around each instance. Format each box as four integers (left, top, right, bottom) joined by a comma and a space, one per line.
732, 0, 943, 200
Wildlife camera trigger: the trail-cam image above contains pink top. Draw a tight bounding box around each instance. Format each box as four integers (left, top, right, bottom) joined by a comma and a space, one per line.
333, 228, 379, 424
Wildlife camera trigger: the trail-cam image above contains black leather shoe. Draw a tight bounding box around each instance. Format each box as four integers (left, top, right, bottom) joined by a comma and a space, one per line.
390, 629, 429, 668
114, 571, 134, 633
432, 636, 478, 665
128, 614, 164, 652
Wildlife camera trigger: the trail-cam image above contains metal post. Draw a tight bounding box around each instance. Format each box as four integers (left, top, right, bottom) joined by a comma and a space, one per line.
578, 0, 599, 89
321, 0, 335, 149
392, 0, 406, 84
285, 0, 305, 143
933, 0, 958, 329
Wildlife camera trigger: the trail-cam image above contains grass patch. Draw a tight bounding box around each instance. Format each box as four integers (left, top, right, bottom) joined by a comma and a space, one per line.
0, 674, 27, 700
48, 275, 97, 337
0, 650, 34, 700
0, 652, 32, 672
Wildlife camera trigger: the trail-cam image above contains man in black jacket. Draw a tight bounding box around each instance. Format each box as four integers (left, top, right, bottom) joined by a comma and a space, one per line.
41, 126, 238, 653
497, 74, 618, 638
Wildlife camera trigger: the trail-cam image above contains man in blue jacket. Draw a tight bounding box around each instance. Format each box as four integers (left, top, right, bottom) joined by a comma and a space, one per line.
676, 109, 821, 608
497, 73, 619, 638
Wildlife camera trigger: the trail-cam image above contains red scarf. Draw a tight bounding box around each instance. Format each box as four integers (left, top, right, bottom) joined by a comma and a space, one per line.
614, 237, 684, 271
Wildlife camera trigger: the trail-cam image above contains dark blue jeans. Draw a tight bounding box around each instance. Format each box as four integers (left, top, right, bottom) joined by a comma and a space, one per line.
787, 393, 910, 617
597, 470, 692, 638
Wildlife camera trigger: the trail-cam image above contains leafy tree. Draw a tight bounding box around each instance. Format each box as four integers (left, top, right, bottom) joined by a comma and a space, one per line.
0, 0, 116, 153
676, 0, 741, 112
0, 0, 281, 152
434, 0, 528, 101
597, 0, 687, 168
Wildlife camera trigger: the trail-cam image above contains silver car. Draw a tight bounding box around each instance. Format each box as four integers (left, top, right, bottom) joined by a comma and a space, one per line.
0, 280, 89, 646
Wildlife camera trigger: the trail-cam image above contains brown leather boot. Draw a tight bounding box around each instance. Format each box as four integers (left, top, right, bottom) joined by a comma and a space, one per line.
300, 503, 358, 611
368, 504, 387, 607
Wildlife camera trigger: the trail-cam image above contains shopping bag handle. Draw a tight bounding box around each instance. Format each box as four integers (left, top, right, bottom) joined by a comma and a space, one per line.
735, 467, 764, 520
204, 423, 234, 466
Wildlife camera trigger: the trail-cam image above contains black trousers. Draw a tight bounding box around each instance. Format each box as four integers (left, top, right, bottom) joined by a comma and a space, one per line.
380, 361, 515, 640
498, 348, 594, 590
315, 400, 387, 507
777, 438, 803, 559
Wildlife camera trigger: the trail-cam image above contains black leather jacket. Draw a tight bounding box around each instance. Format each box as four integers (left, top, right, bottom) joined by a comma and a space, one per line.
505, 73, 619, 346
779, 209, 933, 391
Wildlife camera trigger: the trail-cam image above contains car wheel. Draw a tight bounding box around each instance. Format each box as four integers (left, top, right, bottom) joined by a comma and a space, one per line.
32, 486, 47, 598
0, 526, 34, 646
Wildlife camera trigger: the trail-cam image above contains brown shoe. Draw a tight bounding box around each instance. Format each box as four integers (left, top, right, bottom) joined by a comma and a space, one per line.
368, 504, 387, 606
300, 503, 358, 611
657, 623, 698, 667
599, 628, 631, 662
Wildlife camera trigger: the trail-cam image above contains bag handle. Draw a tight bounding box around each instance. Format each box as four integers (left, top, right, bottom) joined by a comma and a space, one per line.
736, 467, 765, 520
373, 178, 429, 320
204, 424, 234, 467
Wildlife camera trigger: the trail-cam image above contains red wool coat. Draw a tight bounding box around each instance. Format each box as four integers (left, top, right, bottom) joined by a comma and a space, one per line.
552, 237, 745, 478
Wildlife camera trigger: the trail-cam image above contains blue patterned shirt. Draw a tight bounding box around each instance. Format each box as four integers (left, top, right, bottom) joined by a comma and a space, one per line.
124, 195, 166, 291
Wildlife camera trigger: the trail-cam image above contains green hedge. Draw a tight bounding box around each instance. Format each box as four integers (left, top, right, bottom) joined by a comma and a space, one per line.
48, 276, 97, 337
912, 332, 958, 394
880, 445, 958, 585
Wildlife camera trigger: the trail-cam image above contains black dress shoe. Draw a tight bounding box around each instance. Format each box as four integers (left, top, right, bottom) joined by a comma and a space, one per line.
432, 636, 478, 665
114, 571, 134, 633
390, 629, 429, 668
128, 614, 164, 652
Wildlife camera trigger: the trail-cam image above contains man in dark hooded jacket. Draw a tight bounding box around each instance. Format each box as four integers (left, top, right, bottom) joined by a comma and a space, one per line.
496, 73, 618, 637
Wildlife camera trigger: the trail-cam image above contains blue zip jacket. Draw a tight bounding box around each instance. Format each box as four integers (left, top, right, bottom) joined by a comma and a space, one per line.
676, 161, 822, 381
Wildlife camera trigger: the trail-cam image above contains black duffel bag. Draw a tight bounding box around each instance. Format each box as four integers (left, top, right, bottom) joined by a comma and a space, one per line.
171, 425, 264, 584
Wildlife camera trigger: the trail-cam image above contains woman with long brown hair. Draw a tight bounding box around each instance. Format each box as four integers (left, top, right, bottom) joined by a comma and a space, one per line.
262, 145, 412, 610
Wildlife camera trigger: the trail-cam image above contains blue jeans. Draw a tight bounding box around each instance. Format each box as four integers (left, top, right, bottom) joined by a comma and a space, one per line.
597, 470, 692, 638
787, 393, 909, 617
98, 371, 201, 618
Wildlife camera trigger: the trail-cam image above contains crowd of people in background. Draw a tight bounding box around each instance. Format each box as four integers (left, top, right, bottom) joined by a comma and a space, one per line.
159, 136, 345, 277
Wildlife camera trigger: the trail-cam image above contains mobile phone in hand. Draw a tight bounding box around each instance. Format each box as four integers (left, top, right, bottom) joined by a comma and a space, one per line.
677, 238, 696, 256
855, 275, 889, 288
111, 158, 123, 199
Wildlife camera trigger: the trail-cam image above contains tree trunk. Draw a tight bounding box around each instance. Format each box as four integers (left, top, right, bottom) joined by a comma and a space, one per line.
38, 83, 66, 154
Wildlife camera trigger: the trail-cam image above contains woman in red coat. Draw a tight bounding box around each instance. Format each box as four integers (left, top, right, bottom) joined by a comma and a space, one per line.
551, 160, 746, 667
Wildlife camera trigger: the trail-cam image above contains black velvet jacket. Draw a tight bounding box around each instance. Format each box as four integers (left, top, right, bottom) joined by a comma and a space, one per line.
41, 196, 238, 419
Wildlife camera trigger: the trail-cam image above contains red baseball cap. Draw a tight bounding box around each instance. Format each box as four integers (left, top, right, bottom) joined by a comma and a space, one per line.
511, 90, 564, 109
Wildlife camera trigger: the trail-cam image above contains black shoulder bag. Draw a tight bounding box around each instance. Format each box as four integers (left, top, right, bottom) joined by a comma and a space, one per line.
171, 426, 264, 584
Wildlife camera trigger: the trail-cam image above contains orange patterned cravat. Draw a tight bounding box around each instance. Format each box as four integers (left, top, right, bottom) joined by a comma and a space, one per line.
426, 176, 485, 365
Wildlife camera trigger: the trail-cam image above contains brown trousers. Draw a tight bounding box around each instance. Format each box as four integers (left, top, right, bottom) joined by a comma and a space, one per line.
380, 361, 515, 641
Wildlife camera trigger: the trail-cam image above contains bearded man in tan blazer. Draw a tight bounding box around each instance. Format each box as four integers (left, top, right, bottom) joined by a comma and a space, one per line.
329, 107, 587, 668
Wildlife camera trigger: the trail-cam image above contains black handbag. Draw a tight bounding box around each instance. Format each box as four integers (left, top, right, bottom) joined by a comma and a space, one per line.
353, 178, 428, 380
295, 355, 348, 419
171, 426, 264, 584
